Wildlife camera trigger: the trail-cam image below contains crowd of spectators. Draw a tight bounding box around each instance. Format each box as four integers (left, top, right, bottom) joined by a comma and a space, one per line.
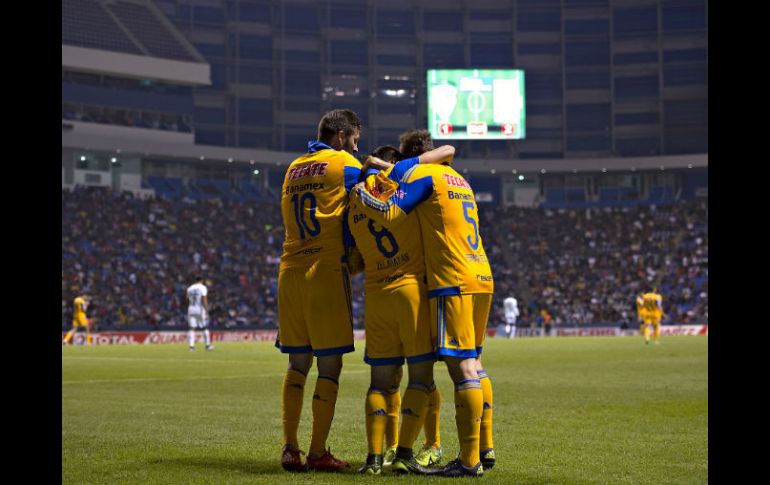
62, 185, 708, 331
62, 104, 193, 133
481, 199, 708, 328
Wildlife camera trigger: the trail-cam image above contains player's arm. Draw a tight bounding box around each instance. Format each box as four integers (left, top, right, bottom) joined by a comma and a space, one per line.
343, 157, 364, 193
419, 145, 455, 165
342, 208, 365, 275
352, 175, 434, 228
202, 295, 209, 317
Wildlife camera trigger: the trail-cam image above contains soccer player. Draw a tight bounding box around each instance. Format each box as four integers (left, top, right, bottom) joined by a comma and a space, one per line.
397, 129, 445, 469
347, 145, 453, 475
187, 275, 212, 351
276, 109, 365, 472
351, 144, 496, 477
503, 295, 519, 339
63, 293, 92, 345
642, 287, 666, 345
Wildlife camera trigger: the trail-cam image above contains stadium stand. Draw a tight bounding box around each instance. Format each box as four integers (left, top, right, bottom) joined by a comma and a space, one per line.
62, 185, 707, 331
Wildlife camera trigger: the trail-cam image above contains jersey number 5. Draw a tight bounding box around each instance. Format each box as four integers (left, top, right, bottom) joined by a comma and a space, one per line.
462, 201, 480, 251
291, 193, 321, 239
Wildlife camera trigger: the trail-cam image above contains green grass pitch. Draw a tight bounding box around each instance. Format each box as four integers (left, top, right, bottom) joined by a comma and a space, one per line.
62, 336, 707, 484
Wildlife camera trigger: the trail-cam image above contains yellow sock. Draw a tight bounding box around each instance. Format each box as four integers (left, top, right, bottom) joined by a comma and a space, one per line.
385, 387, 400, 449
454, 381, 483, 468
478, 371, 494, 452
281, 369, 307, 448
86, 332, 92, 344
654, 325, 661, 342
365, 388, 388, 455
309, 376, 339, 456
644, 325, 651, 342
423, 384, 441, 448
63, 330, 75, 343
397, 384, 430, 450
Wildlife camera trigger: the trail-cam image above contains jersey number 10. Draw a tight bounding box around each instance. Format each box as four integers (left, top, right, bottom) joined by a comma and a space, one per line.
291, 193, 321, 239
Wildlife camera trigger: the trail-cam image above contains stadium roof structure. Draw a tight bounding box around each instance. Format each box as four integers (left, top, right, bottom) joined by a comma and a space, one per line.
62, 0, 209, 86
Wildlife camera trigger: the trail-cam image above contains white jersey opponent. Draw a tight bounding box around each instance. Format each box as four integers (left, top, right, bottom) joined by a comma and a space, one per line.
187, 282, 208, 320
503, 296, 519, 324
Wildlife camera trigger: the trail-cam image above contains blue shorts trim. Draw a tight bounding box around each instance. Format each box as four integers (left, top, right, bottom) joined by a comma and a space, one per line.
276, 342, 313, 354
437, 347, 479, 359
428, 286, 461, 298
476, 346, 483, 356
314, 344, 355, 357
406, 352, 437, 364
364, 354, 406, 366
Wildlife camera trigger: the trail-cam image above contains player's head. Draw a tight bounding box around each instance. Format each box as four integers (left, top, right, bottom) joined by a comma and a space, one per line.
370, 145, 402, 164
317, 109, 362, 154
399, 129, 434, 158
195, 274, 204, 283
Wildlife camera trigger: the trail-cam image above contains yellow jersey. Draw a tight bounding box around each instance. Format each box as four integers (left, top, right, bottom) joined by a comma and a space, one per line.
636, 296, 645, 319
280, 141, 363, 270
346, 158, 426, 291
73, 296, 87, 321
352, 161, 494, 296
642, 292, 663, 316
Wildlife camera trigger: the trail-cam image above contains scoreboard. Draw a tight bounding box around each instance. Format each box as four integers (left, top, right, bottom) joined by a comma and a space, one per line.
427, 69, 526, 140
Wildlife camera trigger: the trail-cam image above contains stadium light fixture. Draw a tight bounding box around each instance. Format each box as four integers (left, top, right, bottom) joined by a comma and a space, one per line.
490, 169, 496, 174
601, 168, 607, 173
111, 157, 118, 163
540, 169, 546, 174
688, 164, 693, 169
80, 156, 86, 161
518, 175, 524, 181
227, 158, 233, 163
200, 156, 205, 160
660, 166, 665, 171
253, 169, 260, 175
512, 169, 517, 174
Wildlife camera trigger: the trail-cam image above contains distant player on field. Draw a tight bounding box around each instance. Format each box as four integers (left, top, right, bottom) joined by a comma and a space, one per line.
642, 288, 666, 345
352, 141, 496, 477
63, 293, 92, 345
503, 296, 519, 339
347, 144, 453, 475
187, 275, 212, 351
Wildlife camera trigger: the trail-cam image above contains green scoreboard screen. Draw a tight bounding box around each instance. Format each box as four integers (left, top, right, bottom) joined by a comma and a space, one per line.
427, 69, 526, 140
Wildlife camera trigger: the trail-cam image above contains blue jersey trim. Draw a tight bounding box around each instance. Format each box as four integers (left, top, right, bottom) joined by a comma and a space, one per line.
344, 166, 362, 193
392, 176, 433, 214
389, 156, 419, 182
313, 344, 355, 357
428, 286, 462, 298
406, 352, 437, 364
342, 207, 355, 249
437, 347, 479, 359
364, 354, 406, 366
307, 141, 333, 153
476, 346, 483, 357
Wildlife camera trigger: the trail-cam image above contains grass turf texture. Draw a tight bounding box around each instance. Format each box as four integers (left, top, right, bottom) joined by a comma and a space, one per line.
62, 336, 707, 484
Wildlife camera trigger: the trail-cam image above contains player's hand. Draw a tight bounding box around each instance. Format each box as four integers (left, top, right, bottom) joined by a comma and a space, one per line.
362, 156, 394, 172
345, 245, 365, 275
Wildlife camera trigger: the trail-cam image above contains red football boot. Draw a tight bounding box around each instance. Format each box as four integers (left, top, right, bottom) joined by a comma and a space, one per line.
280, 444, 307, 472
306, 449, 349, 472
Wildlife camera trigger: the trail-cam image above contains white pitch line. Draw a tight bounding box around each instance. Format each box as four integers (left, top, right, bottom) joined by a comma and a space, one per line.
62, 356, 264, 365
62, 369, 367, 385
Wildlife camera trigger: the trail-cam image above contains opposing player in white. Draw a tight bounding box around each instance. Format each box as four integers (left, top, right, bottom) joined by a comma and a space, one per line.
503, 296, 519, 339
187, 275, 213, 351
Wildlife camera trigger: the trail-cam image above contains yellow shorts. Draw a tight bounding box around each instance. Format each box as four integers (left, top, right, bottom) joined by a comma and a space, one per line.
430, 293, 492, 359
276, 262, 354, 356
72, 316, 88, 328
363, 280, 435, 366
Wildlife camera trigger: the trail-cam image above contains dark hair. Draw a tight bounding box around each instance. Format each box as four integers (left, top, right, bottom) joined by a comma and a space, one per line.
399, 129, 434, 158
195, 275, 203, 282
370, 145, 402, 163
317, 109, 362, 144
